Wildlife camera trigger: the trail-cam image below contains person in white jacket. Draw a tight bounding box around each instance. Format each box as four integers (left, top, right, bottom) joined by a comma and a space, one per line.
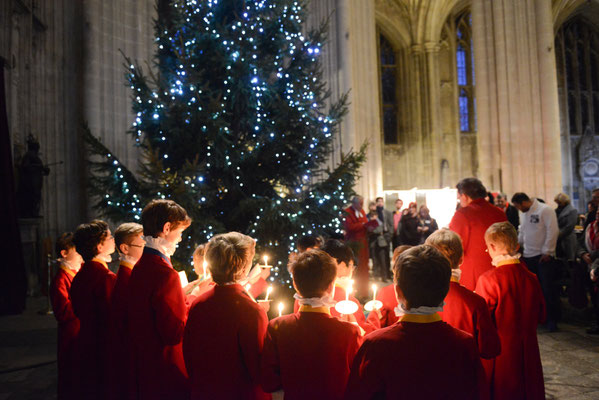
511, 192, 560, 331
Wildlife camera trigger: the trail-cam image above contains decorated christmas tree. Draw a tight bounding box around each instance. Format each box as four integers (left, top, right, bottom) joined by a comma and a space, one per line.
85, 0, 366, 286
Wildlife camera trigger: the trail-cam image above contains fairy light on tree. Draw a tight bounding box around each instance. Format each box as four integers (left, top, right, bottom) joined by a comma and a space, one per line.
84, 0, 366, 286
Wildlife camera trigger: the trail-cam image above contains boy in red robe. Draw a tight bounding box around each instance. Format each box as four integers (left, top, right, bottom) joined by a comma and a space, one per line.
366, 246, 411, 329
345, 245, 486, 400
183, 232, 270, 400
50, 232, 83, 400
293, 239, 375, 333
449, 178, 507, 290
107, 222, 144, 400
426, 229, 501, 363
261, 249, 362, 399
70, 220, 117, 400
127, 199, 192, 400
476, 222, 546, 400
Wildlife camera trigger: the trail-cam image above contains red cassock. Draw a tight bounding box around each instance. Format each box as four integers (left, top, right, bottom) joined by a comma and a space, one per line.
183, 284, 271, 400
345, 314, 487, 400
365, 284, 398, 329
475, 260, 546, 400
260, 306, 362, 400
439, 279, 501, 360
449, 198, 507, 290
107, 261, 134, 400
50, 265, 80, 400
293, 283, 376, 334
127, 248, 189, 400
70, 259, 117, 400
343, 206, 377, 296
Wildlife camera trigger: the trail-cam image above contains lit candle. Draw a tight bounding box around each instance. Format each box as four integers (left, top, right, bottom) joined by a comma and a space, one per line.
372, 284, 378, 302
265, 286, 273, 301
346, 279, 353, 301
278, 302, 284, 317
263, 255, 268, 266
202, 261, 208, 279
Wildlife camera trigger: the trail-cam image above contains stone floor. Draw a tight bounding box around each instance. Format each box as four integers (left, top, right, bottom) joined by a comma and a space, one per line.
0, 297, 598, 399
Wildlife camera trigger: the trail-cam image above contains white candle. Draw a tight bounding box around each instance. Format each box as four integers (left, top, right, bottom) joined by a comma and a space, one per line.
263, 255, 268, 266
265, 286, 273, 301
372, 284, 378, 302
202, 261, 208, 279
278, 302, 284, 317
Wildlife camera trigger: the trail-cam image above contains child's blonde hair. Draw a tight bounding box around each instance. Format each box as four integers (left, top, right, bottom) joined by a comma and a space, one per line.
205, 232, 255, 285
425, 229, 463, 269
484, 222, 519, 255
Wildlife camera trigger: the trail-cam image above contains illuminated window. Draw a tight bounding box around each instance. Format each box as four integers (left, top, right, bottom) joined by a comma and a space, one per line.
456, 12, 476, 133
379, 34, 399, 144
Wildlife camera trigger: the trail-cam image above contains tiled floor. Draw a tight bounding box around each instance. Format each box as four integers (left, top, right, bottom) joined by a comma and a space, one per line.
1, 297, 598, 399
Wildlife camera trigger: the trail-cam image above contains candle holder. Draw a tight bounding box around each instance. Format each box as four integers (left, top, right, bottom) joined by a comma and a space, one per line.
364, 300, 383, 312
335, 300, 359, 315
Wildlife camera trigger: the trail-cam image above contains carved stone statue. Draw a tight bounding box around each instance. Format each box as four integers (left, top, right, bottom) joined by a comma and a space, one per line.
16, 135, 50, 217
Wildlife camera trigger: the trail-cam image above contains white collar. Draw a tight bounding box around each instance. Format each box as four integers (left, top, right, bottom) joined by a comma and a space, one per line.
294, 293, 337, 308
119, 254, 138, 265
491, 253, 521, 266
394, 302, 444, 317
142, 235, 176, 258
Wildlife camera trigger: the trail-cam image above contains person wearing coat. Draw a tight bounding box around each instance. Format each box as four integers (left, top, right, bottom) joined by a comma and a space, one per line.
554, 193, 578, 262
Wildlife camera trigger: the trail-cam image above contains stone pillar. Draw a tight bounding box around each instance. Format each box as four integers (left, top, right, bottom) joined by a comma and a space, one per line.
472, 0, 562, 200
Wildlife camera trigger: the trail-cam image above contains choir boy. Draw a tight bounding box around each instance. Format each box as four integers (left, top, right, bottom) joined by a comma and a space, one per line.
261, 249, 362, 399
107, 222, 144, 400
127, 199, 192, 399
293, 239, 375, 333
366, 245, 410, 329
50, 232, 82, 400
476, 222, 546, 400
70, 220, 117, 400
426, 229, 500, 366
183, 232, 270, 400
345, 245, 486, 400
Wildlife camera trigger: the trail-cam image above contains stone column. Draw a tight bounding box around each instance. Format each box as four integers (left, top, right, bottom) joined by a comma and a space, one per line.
472, 0, 562, 200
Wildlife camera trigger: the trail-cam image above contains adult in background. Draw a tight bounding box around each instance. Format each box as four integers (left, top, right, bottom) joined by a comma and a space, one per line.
399, 202, 421, 246
511, 192, 560, 331
392, 199, 404, 249
372, 197, 393, 281
584, 188, 599, 229
496, 193, 519, 230
344, 196, 378, 296
577, 208, 599, 334
418, 205, 438, 244
554, 193, 578, 262
449, 178, 507, 291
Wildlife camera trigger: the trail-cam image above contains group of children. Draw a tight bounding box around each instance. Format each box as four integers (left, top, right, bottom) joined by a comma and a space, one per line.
50, 198, 546, 400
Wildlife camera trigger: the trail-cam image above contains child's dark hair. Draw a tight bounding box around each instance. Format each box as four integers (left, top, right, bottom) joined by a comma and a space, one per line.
393, 245, 451, 309
297, 235, 324, 252
55, 232, 74, 256
290, 249, 337, 298
321, 239, 354, 266
73, 220, 110, 262
142, 199, 191, 237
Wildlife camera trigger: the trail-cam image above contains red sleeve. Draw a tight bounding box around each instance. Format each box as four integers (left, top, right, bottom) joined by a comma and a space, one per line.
346, 327, 363, 370
449, 211, 470, 253
344, 213, 366, 235
260, 322, 282, 393
365, 308, 382, 330
344, 340, 384, 400
238, 305, 269, 384
293, 298, 300, 313
471, 340, 490, 400
474, 276, 498, 318
474, 298, 501, 359
97, 272, 116, 326
50, 273, 77, 323
351, 297, 376, 334
249, 278, 268, 298
151, 271, 187, 346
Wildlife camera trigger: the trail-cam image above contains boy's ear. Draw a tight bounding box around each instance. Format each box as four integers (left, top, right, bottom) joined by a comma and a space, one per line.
162, 221, 171, 235
119, 243, 129, 255
60, 249, 68, 259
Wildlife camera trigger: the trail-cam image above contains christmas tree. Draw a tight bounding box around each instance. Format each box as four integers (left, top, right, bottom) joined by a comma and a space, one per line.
85, 0, 366, 286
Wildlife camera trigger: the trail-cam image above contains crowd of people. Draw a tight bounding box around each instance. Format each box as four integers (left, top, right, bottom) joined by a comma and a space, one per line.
47, 177, 599, 400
